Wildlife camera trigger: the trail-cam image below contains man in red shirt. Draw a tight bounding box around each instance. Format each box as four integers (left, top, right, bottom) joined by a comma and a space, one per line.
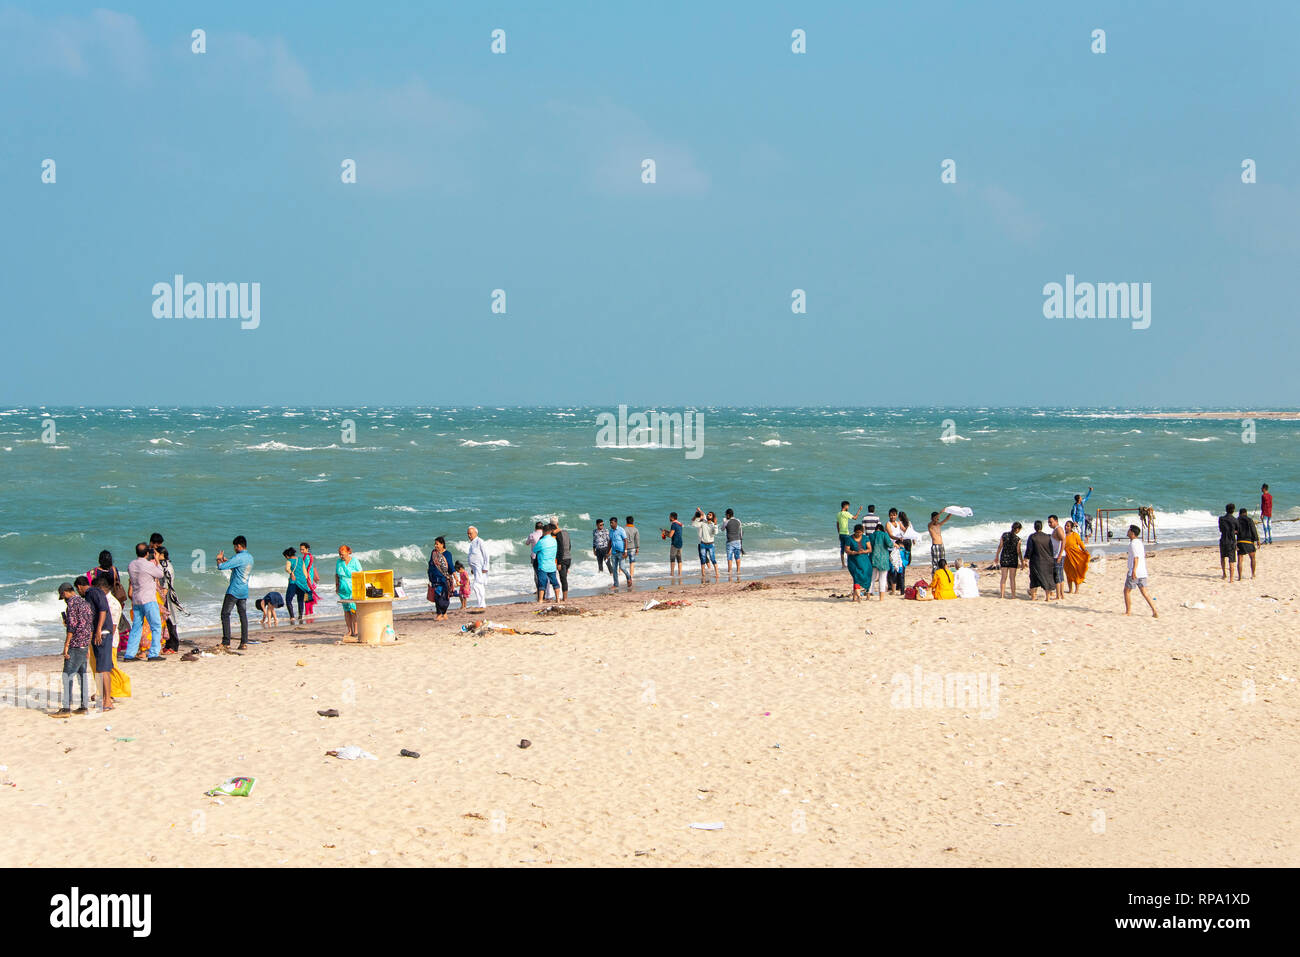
1261, 483, 1273, 545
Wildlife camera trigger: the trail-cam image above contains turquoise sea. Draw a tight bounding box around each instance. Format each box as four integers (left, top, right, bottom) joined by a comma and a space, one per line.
1, 407, 1295, 658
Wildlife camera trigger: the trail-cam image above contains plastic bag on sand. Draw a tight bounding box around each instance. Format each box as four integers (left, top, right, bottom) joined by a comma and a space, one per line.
205, 776, 256, 797
328, 746, 377, 761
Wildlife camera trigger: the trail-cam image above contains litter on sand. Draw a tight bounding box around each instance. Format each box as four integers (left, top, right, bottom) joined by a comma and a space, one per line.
741, 581, 771, 591
205, 776, 257, 797
326, 746, 377, 761
317, 709, 340, 718
399, 749, 421, 758
534, 604, 588, 616
689, 822, 725, 830
643, 599, 692, 611
460, 620, 556, 636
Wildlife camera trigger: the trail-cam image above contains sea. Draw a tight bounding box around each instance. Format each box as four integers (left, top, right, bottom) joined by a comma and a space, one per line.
1, 407, 1295, 659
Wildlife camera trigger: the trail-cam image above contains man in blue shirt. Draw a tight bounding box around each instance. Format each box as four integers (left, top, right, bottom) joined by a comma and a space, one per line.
608, 517, 630, 589
532, 524, 559, 603
1070, 487, 1093, 539
662, 512, 684, 583
216, 535, 254, 649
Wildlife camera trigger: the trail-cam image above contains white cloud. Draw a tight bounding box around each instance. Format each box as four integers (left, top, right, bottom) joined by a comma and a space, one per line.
545, 99, 710, 195
0, 6, 149, 84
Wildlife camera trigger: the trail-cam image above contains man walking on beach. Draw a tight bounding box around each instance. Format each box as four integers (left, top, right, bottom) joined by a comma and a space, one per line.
124, 542, 165, 661
1048, 515, 1066, 600
592, 519, 611, 573
554, 518, 573, 600
623, 516, 639, 585
837, 502, 862, 568
724, 508, 743, 581
1260, 484, 1273, 544
216, 536, 254, 650
1071, 487, 1093, 539
466, 526, 489, 611
1218, 503, 1239, 582
928, 511, 952, 573
1123, 524, 1158, 617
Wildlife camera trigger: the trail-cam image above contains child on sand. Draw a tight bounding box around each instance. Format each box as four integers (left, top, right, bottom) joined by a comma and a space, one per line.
256, 591, 285, 625
454, 561, 470, 610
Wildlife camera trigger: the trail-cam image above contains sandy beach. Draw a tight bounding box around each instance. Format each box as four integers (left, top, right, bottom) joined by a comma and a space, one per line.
1, 540, 1296, 867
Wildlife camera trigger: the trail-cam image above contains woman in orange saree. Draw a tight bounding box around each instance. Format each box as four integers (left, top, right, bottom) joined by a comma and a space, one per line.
1063, 520, 1090, 593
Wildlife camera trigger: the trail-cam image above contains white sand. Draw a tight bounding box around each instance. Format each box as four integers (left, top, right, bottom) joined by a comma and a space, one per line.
1, 542, 1296, 866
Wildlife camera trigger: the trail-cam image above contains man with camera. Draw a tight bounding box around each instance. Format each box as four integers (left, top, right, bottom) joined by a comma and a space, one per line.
124, 542, 166, 661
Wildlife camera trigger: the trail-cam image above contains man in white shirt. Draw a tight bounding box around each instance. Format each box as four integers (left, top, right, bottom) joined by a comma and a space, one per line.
1123, 524, 1158, 617
466, 526, 489, 611
953, 559, 979, 598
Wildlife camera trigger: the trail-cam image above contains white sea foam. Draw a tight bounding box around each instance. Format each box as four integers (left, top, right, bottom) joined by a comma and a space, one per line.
760, 439, 790, 447
546, 461, 589, 467
374, 505, 418, 513
1183, 437, 1219, 443
0, 596, 64, 639
459, 439, 511, 447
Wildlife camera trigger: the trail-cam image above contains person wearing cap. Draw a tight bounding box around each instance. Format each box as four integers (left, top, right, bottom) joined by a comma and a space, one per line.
54, 582, 93, 716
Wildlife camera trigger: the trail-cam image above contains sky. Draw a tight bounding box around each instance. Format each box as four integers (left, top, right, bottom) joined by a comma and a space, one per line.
3, 0, 1299, 407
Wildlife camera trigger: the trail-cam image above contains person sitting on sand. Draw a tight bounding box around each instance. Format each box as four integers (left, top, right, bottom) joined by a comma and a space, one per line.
1063, 520, 1090, 593
256, 591, 284, 625
844, 524, 872, 602
953, 559, 979, 598
931, 559, 956, 599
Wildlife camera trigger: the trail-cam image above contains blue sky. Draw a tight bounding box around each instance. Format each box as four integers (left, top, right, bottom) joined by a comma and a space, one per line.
3, 1, 1298, 407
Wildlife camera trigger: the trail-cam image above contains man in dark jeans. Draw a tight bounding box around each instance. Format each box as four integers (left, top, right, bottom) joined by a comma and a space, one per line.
552, 518, 573, 602
592, 519, 610, 573
216, 536, 254, 649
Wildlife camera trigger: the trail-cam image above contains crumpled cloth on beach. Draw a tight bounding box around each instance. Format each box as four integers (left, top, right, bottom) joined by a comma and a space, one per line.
328, 746, 377, 761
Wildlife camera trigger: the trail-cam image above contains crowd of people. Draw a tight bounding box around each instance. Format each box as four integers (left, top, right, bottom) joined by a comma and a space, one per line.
47, 483, 1277, 714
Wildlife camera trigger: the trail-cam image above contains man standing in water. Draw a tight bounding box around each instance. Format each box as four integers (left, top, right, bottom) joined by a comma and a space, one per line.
723, 508, 743, 581
1071, 487, 1093, 539
623, 516, 639, 586
215, 536, 254, 650
1123, 524, 1158, 618
1218, 503, 1239, 581
1260, 484, 1273, 545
